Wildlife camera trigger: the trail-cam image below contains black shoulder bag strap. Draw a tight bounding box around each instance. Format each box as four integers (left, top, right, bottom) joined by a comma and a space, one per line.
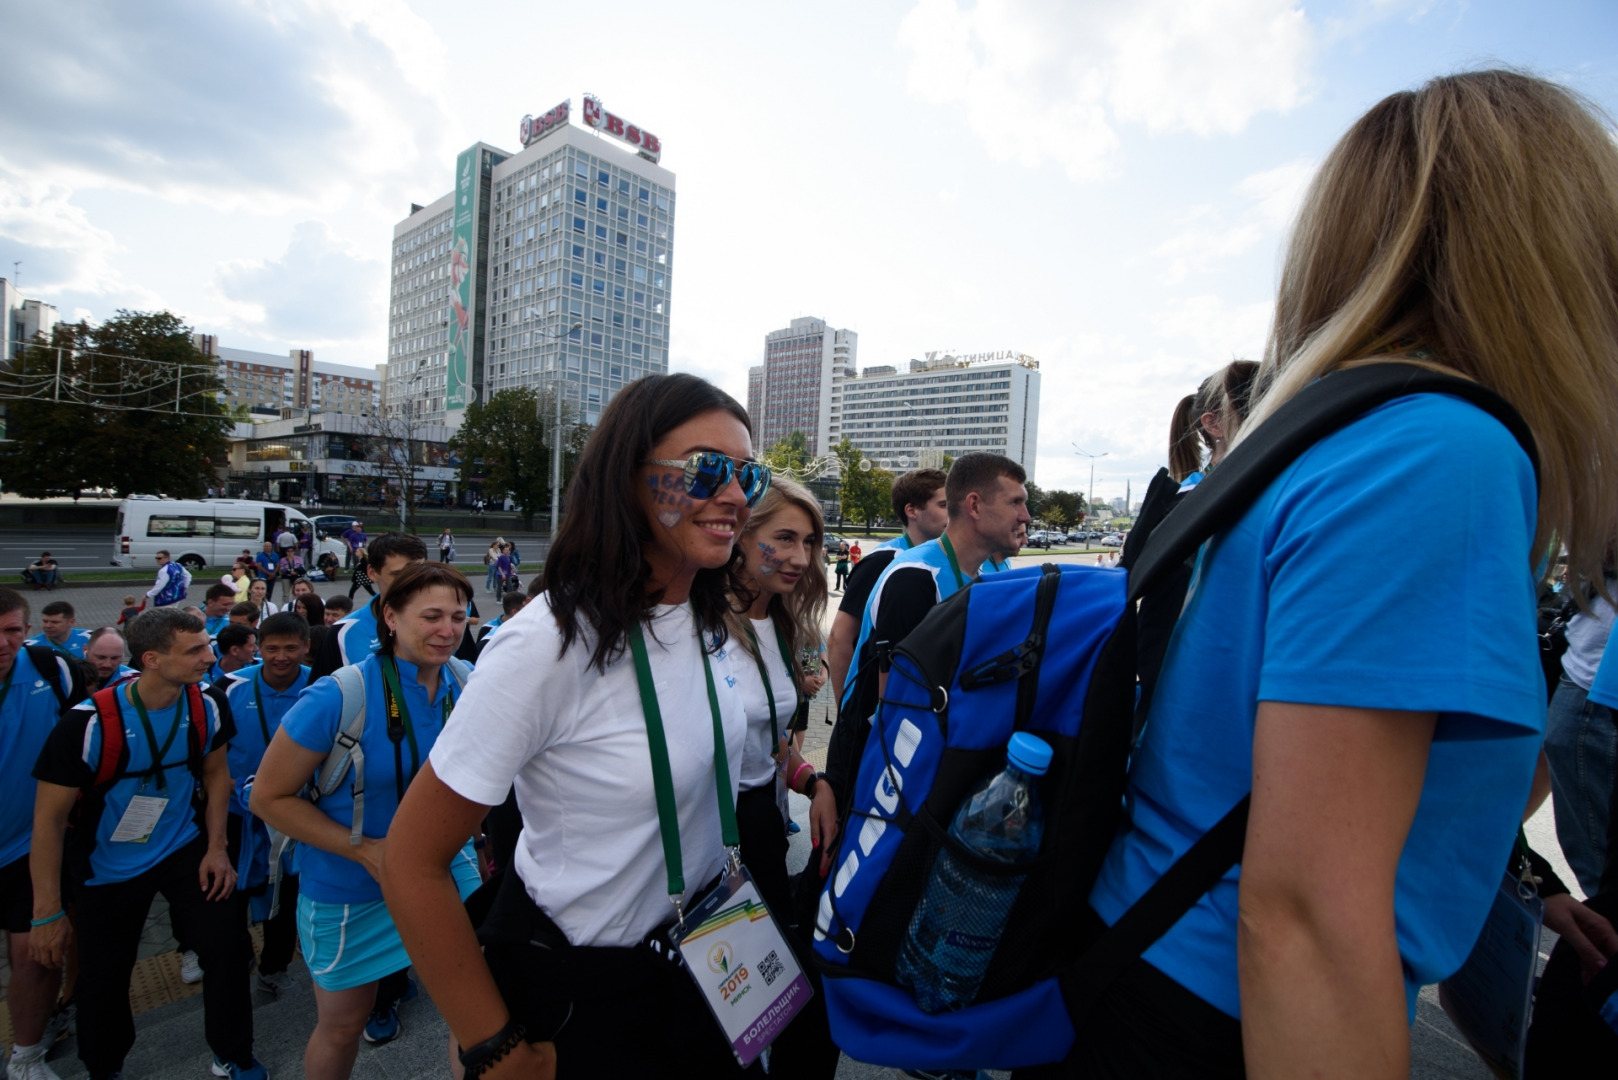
25, 644, 85, 711
1062, 363, 1541, 1019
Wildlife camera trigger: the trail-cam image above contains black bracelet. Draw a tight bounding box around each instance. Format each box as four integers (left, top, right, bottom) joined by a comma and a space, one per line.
805, 772, 829, 799
459, 1019, 526, 1078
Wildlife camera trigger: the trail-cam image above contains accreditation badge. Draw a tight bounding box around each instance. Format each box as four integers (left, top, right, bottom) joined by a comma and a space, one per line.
672, 865, 813, 1067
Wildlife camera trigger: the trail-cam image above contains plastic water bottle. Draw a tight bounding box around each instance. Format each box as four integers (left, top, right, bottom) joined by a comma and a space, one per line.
896, 732, 1051, 1013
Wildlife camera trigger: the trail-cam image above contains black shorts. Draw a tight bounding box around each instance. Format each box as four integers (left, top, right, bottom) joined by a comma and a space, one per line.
0, 853, 35, 935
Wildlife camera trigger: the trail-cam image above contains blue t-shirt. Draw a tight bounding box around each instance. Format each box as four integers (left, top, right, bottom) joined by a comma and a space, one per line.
205, 614, 230, 639
25, 629, 91, 660
223, 664, 312, 791
35, 681, 231, 885
254, 552, 279, 579
876, 534, 914, 552
1586, 641, 1618, 710
332, 603, 381, 668
280, 653, 464, 902
1089, 395, 1544, 1019
1, 649, 77, 865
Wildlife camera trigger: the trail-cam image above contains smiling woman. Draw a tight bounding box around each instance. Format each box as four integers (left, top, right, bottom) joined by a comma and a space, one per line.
380, 374, 793, 1078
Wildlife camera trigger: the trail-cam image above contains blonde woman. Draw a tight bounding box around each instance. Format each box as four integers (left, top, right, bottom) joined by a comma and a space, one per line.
725, 477, 840, 1079
1074, 71, 1618, 1077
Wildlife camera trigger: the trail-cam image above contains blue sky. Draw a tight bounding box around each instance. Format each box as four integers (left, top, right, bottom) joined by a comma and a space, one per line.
3, 0, 1615, 497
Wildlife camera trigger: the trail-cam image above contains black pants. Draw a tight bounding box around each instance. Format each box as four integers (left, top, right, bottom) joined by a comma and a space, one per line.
75, 837, 255, 1079
259, 872, 299, 974
1525, 891, 1618, 1073
478, 868, 758, 1079
736, 785, 842, 1080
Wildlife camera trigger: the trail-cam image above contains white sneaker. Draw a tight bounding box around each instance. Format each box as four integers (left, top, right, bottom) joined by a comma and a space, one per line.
6, 1051, 62, 1080
180, 950, 204, 984
254, 970, 297, 996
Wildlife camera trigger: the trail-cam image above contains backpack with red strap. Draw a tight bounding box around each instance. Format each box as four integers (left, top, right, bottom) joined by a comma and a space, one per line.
64, 683, 214, 882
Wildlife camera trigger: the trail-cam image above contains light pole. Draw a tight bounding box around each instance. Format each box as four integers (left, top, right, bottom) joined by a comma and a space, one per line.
1072, 444, 1107, 525
544, 323, 584, 537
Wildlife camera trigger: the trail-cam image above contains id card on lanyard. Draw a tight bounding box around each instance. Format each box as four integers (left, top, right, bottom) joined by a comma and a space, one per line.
1437, 862, 1544, 1080
628, 622, 812, 1067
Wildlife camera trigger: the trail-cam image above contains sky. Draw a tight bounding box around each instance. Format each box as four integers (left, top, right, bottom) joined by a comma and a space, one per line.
4, 0, 1616, 499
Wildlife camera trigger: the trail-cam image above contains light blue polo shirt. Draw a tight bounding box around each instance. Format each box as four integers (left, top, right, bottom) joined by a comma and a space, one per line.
222, 664, 313, 789
38, 681, 229, 885
205, 614, 230, 639
280, 653, 465, 903
1089, 395, 1544, 1020
841, 536, 975, 712
332, 601, 382, 668
0, 649, 76, 866
26, 629, 91, 660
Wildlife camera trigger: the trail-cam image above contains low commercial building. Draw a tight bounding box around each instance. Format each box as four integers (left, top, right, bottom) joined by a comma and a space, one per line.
223, 410, 456, 507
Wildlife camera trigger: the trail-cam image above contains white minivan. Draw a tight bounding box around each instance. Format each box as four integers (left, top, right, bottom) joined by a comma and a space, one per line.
113, 497, 339, 572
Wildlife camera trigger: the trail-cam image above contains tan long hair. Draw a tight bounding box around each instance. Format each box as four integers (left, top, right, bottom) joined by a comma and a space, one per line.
727, 477, 828, 687
1243, 70, 1618, 589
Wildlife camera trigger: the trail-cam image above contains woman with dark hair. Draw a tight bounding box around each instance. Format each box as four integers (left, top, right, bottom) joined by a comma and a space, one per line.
293, 592, 328, 656
251, 563, 481, 1080
382, 374, 776, 1077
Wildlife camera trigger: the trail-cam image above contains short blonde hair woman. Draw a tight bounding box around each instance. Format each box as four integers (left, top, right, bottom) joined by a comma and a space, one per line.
1082, 71, 1618, 1077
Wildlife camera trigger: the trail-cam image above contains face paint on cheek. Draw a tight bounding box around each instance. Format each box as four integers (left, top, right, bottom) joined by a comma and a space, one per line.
657, 510, 682, 529
756, 540, 782, 576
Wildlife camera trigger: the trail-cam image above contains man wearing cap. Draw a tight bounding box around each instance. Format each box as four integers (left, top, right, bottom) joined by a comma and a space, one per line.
340, 521, 366, 570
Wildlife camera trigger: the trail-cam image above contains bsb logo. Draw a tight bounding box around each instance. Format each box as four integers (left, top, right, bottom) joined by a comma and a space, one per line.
582, 95, 662, 163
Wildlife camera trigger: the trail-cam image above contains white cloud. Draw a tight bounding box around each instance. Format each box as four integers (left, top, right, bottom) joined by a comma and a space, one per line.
213, 221, 384, 344
1150, 156, 1317, 283
1237, 157, 1317, 230
897, 0, 1315, 179
0, 158, 127, 296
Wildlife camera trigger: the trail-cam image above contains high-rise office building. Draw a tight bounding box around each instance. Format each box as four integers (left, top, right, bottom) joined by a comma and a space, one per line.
750, 316, 858, 456
1, 278, 59, 363
384, 96, 675, 431
836, 351, 1041, 478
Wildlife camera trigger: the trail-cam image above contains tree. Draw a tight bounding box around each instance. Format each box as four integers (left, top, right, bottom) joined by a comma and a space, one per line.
833, 438, 892, 533
359, 411, 434, 534
763, 429, 811, 474
0, 311, 230, 498
450, 386, 579, 529
1042, 490, 1085, 530
1023, 481, 1046, 519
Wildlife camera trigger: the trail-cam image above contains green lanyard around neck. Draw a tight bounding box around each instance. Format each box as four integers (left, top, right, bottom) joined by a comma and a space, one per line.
938, 532, 968, 589
252, 670, 272, 745
128, 681, 186, 792
743, 621, 800, 747
628, 621, 739, 910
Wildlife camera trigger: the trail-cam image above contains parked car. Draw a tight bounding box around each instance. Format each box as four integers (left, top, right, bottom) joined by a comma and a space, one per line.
1101, 534, 1125, 547
824, 533, 846, 552
311, 514, 360, 539
1024, 531, 1052, 549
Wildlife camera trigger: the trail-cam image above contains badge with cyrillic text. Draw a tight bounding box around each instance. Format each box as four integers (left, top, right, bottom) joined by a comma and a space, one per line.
672, 868, 812, 1067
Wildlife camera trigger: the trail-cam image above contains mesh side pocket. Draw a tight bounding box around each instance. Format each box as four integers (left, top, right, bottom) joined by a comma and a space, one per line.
852, 810, 944, 980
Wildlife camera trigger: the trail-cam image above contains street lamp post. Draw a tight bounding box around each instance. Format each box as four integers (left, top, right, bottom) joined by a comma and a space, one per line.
544, 323, 584, 536
1072, 444, 1107, 525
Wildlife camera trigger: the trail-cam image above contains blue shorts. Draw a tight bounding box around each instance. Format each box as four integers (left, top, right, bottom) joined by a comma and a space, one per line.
297, 842, 482, 991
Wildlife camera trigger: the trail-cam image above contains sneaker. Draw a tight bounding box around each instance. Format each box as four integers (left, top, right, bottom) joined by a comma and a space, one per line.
362, 1005, 401, 1045
6, 1052, 62, 1080
42, 1001, 76, 1046
179, 950, 203, 984
396, 974, 418, 1005
786, 820, 802, 834
209, 1056, 268, 1080
254, 970, 297, 997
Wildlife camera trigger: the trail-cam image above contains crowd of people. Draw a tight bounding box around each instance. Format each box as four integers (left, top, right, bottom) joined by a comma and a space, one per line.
2, 68, 1618, 1080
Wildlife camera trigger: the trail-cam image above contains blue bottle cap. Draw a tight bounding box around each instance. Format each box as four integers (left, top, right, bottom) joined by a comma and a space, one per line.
1006, 732, 1053, 777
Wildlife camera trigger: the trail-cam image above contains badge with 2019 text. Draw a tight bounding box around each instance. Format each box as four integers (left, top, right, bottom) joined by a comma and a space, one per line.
672, 867, 812, 1067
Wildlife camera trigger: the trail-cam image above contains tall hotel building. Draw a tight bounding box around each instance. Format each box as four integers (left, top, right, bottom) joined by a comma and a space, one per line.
384, 97, 675, 429
746, 316, 858, 456
837, 352, 1041, 478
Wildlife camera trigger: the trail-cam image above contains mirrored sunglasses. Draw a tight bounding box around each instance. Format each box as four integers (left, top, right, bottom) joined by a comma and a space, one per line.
644, 451, 773, 506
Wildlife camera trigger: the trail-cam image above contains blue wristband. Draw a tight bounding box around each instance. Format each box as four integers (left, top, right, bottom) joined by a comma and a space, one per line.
30, 910, 66, 928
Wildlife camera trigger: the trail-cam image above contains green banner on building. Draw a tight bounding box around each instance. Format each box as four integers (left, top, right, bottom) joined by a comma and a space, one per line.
446, 147, 478, 411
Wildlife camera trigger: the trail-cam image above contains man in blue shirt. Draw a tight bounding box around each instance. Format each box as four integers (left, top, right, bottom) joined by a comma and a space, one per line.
0, 588, 86, 1080
827, 454, 1031, 811
24, 601, 91, 660
252, 542, 279, 590
84, 628, 138, 691
30, 607, 265, 1080
311, 532, 428, 677
207, 624, 258, 685
221, 612, 311, 997
202, 584, 237, 640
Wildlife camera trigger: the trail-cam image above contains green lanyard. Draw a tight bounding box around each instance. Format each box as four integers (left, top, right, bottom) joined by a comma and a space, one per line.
46, 639, 76, 659
743, 622, 801, 747
252, 671, 272, 745
628, 621, 739, 912
380, 656, 452, 799
939, 533, 968, 589
128, 681, 186, 792
897, 534, 913, 551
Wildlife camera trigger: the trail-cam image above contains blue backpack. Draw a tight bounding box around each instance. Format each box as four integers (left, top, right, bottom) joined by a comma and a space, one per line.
811, 365, 1541, 1072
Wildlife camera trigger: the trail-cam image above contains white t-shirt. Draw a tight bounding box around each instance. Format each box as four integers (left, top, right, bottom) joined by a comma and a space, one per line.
1561, 589, 1616, 690
430, 595, 747, 948
733, 618, 801, 792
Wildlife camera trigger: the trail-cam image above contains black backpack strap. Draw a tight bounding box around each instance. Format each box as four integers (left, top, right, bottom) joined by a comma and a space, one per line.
1129, 364, 1540, 604
26, 644, 86, 711
1060, 795, 1249, 1016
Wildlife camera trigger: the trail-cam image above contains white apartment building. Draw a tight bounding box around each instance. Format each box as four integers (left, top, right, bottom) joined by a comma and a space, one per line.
385, 95, 675, 430
747, 316, 858, 456
836, 352, 1042, 479
1, 278, 60, 363
194, 335, 380, 417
